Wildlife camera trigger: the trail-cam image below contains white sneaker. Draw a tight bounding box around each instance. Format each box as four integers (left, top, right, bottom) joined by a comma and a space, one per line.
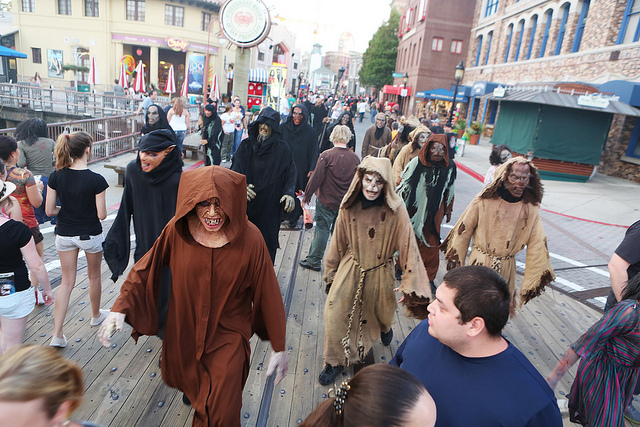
90, 309, 110, 327
35, 288, 45, 305
50, 335, 67, 348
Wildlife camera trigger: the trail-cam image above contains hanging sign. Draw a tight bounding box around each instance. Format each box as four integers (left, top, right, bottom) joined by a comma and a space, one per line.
220, 0, 271, 48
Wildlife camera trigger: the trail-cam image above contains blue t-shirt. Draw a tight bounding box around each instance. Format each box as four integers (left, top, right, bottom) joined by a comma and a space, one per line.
390, 320, 562, 427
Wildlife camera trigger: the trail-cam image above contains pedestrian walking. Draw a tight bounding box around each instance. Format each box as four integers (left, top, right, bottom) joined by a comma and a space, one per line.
392, 126, 430, 186
231, 100, 245, 157
361, 113, 392, 158
357, 99, 367, 123
298, 125, 360, 272
319, 156, 430, 385
320, 112, 356, 153
46, 132, 109, 348
167, 97, 190, 154
219, 103, 236, 163
484, 144, 511, 186
136, 89, 158, 117
200, 104, 223, 166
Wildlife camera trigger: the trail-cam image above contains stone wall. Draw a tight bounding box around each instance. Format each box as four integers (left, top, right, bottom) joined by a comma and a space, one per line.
599, 115, 640, 183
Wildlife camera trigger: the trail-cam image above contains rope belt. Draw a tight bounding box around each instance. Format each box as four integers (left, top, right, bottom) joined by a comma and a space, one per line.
472, 243, 515, 272
341, 251, 389, 364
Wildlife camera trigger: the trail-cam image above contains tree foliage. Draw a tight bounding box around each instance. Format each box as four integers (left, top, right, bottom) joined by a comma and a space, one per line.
359, 9, 400, 91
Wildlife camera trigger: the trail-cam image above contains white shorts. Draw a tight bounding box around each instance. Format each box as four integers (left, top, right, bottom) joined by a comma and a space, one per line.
0, 287, 36, 319
55, 234, 104, 254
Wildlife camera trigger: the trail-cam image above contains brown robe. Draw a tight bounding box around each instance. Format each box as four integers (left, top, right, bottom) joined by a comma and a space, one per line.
111, 166, 286, 427
323, 156, 430, 367
440, 157, 555, 307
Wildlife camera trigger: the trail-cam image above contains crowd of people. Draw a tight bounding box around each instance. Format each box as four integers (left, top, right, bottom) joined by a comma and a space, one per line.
0, 88, 638, 427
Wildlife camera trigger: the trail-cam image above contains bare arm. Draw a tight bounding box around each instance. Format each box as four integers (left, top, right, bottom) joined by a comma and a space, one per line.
185, 110, 191, 132
96, 190, 107, 220
166, 108, 174, 123
25, 182, 43, 208
546, 348, 579, 390
6, 196, 22, 221
45, 186, 60, 217
20, 237, 53, 304
609, 253, 630, 302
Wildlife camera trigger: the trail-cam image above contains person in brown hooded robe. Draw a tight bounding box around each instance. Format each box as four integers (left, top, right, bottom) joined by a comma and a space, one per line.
319, 156, 431, 385
98, 166, 288, 427
397, 133, 456, 296
440, 157, 555, 307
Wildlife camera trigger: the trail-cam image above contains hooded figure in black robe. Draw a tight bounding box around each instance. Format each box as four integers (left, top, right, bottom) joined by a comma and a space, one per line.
279, 103, 319, 226
303, 98, 329, 134
103, 129, 183, 335
141, 103, 175, 137
201, 104, 223, 166
320, 111, 356, 153
231, 107, 297, 262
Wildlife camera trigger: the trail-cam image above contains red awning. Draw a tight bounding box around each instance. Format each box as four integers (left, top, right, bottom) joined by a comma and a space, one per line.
382, 85, 412, 96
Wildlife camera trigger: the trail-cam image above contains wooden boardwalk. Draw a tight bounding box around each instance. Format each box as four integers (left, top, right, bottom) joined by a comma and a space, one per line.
22, 226, 619, 426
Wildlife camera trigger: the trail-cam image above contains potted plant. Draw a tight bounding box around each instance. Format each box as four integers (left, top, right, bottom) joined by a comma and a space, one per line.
453, 119, 467, 138
466, 121, 484, 145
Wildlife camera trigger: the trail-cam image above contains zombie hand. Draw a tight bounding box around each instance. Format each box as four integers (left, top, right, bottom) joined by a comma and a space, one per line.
266, 351, 289, 385
280, 195, 295, 212
247, 184, 256, 201
98, 312, 126, 347
322, 117, 330, 124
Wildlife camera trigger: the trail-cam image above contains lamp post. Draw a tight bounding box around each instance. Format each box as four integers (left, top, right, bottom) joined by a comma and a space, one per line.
446, 61, 465, 128
298, 71, 304, 97
335, 66, 345, 96
402, 72, 409, 114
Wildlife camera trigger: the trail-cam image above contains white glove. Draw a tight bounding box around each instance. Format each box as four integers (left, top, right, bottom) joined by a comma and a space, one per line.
280, 195, 295, 212
98, 312, 126, 348
266, 351, 288, 385
247, 184, 256, 201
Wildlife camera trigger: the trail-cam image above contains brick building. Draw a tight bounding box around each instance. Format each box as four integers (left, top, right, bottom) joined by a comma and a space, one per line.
391, 0, 477, 115
463, 0, 640, 183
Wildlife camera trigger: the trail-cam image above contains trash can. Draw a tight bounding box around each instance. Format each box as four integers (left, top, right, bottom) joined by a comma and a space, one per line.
77, 84, 90, 92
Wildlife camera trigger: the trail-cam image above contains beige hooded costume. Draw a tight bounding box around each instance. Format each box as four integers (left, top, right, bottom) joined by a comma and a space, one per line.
323, 156, 431, 366
440, 157, 555, 307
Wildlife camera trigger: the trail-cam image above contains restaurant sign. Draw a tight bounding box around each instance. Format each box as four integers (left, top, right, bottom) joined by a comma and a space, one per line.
220, 0, 271, 48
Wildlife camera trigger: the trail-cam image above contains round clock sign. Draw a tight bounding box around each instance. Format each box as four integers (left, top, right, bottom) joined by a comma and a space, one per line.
220, 0, 271, 48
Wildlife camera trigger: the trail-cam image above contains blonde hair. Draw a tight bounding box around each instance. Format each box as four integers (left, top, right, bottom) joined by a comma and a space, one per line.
329, 125, 352, 145
54, 131, 93, 169
0, 345, 84, 418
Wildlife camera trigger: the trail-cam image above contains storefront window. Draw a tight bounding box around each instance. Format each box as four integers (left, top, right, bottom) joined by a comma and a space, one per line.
58, 0, 71, 15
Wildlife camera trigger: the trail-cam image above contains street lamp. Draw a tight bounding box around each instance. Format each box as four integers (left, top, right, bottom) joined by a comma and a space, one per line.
298, 71, 304, 96
446, 61, 465, 128
335, 66, 345, 96
403, 73, 408, 88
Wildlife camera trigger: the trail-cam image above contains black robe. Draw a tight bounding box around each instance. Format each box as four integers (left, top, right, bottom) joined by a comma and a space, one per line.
103, 147, 182, 280
140, 103, 175, 137
303, 100, 329, 135
320, 111, 356, 153
202, 113, 223, 166
231, 107, 297, 261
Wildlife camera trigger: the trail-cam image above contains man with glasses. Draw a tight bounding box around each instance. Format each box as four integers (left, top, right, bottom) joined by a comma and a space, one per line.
441, 157, 555, 308
361, 113, 392, 158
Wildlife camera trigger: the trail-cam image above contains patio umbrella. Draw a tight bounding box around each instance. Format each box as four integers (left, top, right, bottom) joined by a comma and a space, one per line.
165, 65, 176, 94
211, 73, 220, 101
181, 72, 189, 98
118, 61, 128, 89
133, 61, 146, 94
87, 56, 100, 85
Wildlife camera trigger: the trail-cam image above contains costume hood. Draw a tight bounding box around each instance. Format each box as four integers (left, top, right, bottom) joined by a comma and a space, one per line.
142, 103, 173, 135
248, 107, 281, 140
341, 156, 403, 212
285, 103, 310, 127
418, 133, 451, 168
480, 157, 543, 205
174, 166, 247, 244
337, 111, 354, 130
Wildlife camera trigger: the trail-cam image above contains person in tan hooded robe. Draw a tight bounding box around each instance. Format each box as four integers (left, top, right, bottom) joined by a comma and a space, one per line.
319, 156, 431, 385
98, 166, 287, 427
440, 157, 555, 307
392, 125, 432, 186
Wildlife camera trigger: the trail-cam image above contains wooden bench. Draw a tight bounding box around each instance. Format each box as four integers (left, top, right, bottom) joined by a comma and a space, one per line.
183, 138, 202, 160
103, 155, 134, 186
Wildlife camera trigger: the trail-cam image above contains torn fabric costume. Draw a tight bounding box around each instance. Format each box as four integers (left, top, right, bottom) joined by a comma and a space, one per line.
280, 103, 319, 225
110, 166, 286, 427
231, 107, 297, 261
440, 157, 555, 306
361, 115, 392, 158
323, 156, 431, 367
397, 134, 456, 281
201, 104, 223, 166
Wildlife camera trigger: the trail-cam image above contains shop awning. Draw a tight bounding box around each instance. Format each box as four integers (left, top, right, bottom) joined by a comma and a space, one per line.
226, 68, 268, 83
598, 80, 640, 108
415, 88, 468, 103
0, 45, 26, 58
382, 85, 412, 96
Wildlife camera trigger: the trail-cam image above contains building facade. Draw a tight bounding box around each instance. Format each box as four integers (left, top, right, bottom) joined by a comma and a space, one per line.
464, 0, 640, 182
392, 0, 477, 115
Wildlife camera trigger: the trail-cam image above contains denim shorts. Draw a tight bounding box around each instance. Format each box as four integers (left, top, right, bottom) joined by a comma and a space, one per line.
55, 234, 104, 254
0, 287, 36, 319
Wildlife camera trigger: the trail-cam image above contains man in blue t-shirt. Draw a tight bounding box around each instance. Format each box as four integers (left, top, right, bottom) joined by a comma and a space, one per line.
390, 266, 562, 427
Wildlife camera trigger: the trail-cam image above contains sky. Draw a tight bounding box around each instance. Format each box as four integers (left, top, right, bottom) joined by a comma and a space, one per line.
263, 0, 393, 54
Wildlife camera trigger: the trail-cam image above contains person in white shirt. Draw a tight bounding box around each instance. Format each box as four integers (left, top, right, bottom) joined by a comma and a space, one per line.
167, 97, 190, 154
219, 104, 236, 162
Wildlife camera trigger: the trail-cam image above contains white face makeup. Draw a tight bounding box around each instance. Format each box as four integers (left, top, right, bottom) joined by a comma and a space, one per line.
361, 172, 384, 201
147, 106, 160, 125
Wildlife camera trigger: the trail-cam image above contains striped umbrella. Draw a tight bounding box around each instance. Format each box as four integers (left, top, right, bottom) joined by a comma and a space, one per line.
211, 73, 220, 101
181, 72, 189, 98
118, 61, 128, 89
87, 56, 100, 85
133, 61, 146, 94
164, 65, 176, 94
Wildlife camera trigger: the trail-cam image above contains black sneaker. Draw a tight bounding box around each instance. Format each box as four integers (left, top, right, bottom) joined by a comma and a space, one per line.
299, 259, 321, 272
381, 328, 393, 346
318, 364, 344, 385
